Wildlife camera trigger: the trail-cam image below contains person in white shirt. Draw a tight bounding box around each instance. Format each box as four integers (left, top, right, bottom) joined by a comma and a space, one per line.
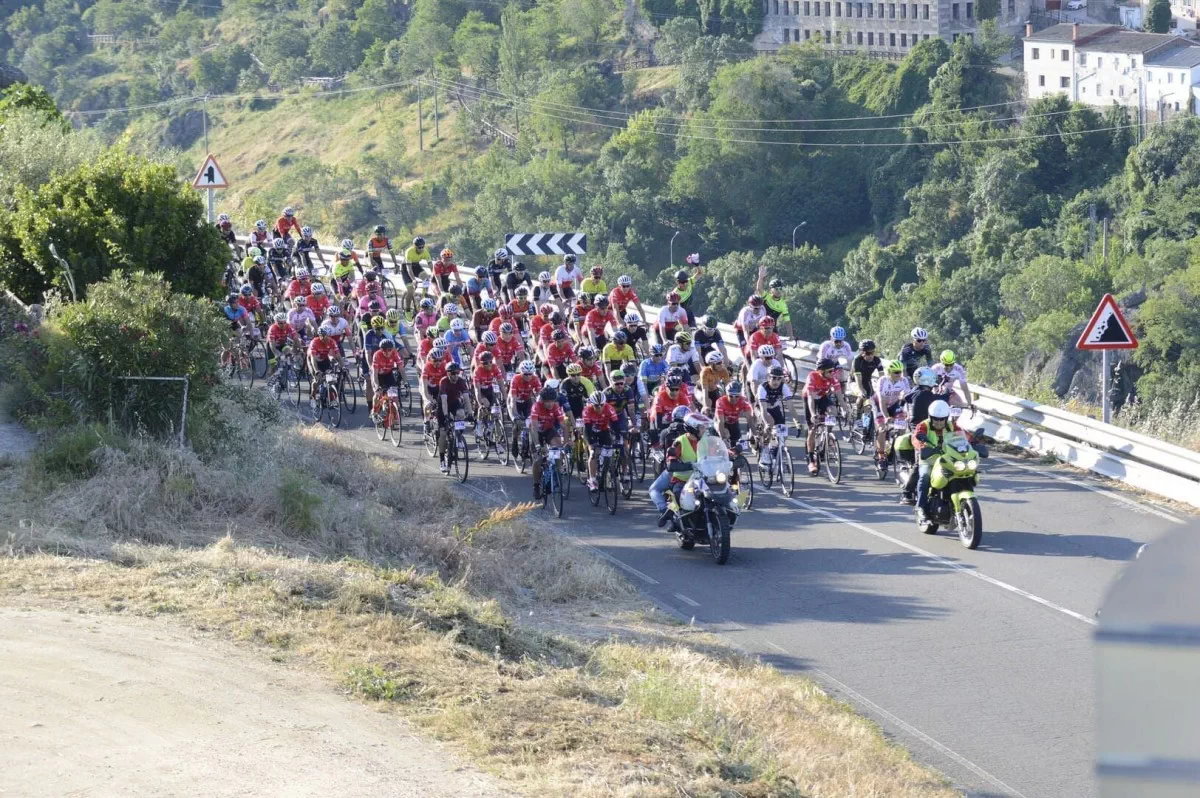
747, 345, 782, 401
735, 295, 767, 347
655, 292, 689, 345
287, 298, 316, 338
932, 349, 975, 412
553, 255, 582, 301
873, 359, 912, 461
817, 326, 855, 389
666, 330, 701, 381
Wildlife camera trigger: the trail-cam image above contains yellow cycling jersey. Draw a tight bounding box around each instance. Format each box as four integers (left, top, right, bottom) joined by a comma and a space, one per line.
333, 259, 357, 279
602, 343, 636, 363
404, 245, 431, 265
580, 277, 608, 295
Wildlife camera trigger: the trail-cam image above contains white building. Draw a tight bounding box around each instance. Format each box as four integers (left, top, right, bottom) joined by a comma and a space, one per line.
1024, 23, 1200, 115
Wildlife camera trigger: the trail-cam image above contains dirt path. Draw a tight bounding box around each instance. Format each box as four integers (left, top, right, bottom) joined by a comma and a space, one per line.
0, 607, 505, 798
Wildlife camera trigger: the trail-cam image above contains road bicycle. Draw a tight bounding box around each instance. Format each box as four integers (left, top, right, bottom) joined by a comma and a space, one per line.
372, 382, 404, 447
587, 439, 622, 515
443, 418, 470, 483
310, 369, 343, 427
218, 333, 265, 387
757, 422, 795, 497
475, 397, 509, 463
266, 346, 299, 404
810, 412, 842, 484
729, 437, 755, 510
539, 445, 568, 518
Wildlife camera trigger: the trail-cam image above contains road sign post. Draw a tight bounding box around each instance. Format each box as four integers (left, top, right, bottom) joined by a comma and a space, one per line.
1076, 293, 1138, 425
191, 154, 229, 224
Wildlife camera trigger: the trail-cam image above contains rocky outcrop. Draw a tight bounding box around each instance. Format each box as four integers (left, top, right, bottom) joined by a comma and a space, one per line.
1044, 291, 1146, 408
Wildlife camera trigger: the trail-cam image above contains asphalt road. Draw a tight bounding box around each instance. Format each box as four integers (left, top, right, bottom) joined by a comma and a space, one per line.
306, 390, 1184, 798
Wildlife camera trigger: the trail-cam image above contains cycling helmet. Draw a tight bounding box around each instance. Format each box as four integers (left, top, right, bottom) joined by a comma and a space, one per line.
830, 326, 847, 341
328, 305, 341, 317
915, 367, 938, 387
549, 312, 564, 325
768, 365, 785, 378
650, 344, 665, 356
494, 248, 509, 261
272, 237, 286, 250
374, 224, 386, 235
911, 326, 929, 341
605, 331, 624, 346
253, 255, 265, 265
887, 359, 904, 374
441, 248, 453, 259
816, 357, 838, 372
675, 269, 689, 283
420, 298, 434, 311
940, 349, 957, 366
564, 254, 577, 264
625, 312, 642, 324
338, 248, 353, 260
447, 362, 463, 375
515, 286, 529, 298
435, 336, 448, 348
617, 274, 632, 288
705, 351, 723, 365
283, 206, 295, 217
430, 347, 445, 360
684, 413, 711, 436
610, 369, 627, 382
665, 373, 684, 389
449, 284, 463, 296
499, 305, 514, 319
514, 261, 526, 272
578, 346, 596, 359
240, 284, 253, 295
749, 294, 763, 307
520, 360, 537, 375
225, 294, 239, 305
255, 220, 267, 230
552, 329, 567, 342
481, 331, 498, 345
566, 362, 583, 376
444, 303, 460, 316
758, 316, 775, 329
588, 391, 606, 406
301, 225, 313, 236
546, 379, 561, 391
380, 338, 395, 351
756, 344, 776, 359
294, 296, 308, 307
366, 282, 380, 293
671, 406, 690, 422
341, 238, 353, 250
297, 268, 310, 280
450, 318, 465, 331
666, 292, 681, 304
675, 331, 692, 344
702, 316, 717, 329
590, 265, 603, 277
414, 237, 426, 248
769, 278, 783, 290
217, 213, 231, 224
386, 309, 400, 322
539, 386, 558, 401
479, 351, 494, 364
475, 266, 487, 278
593, 294, 608, 307
317, 324, 333, 337
426, 327, 440, 339
538, 303, 554, 317
538, 271, 552, 282
364, 271, 378, 282
273, 312, 287, 324
499, 322, 515, 334
311, 282, 325, 294
727, 380, 743, 396
370, 315, 386, 328
928, 399, 951, 421
859, 339, 876, 352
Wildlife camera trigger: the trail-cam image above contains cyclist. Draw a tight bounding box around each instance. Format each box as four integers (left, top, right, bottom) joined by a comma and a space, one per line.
287, 295, 316, 338
419, 346, 449, 414
896, 366, 943, 505
579, 265, 607, 303
818, 327, 855, 391
530, 383, 572, 498
508, 360, 543, 458
746, 316, 783, 366
384, 309, 409, 351
361, 315, 390, 399
637, 344, 668, 403
413, 298, 439, 340
502, 260, 533, 303
266, 311, 301, 370
747, 344, 781, 401
755, 268, 793, 338
285, 268, 312, 300
307, 281, 331, 319
465, 266, 489, 313
620, 312, 650, 355
245, 255, 269, 300
851, 338, 884, 418
236, 284, 262, 324
330, 248, 360, 296
553, 254, 583, 302
509, 286, 534, 328
472, 350, 506, 431
601, 330, 636, 377
529, 303, 555, 344
295, 226, 326, 273
734, 294, 767, 349
913, 399, 960, 524
367, 226, 400, 274
370, 338, 405, 422
248, 219, 272, 253
697, 351, 732, 415
584, 294, 618, 351
802, 357, 847, 475
432, 248, 461, 295
561, 362, 597, 421
667, 330, 700, 383
544, 328, 576, 380
216, 213, 239, 253
267, 238, 290, 281
672, 260, 702, 326
583, 390, 619, 491
694, 316, 727, 364
900, 327, 933, 379
436, 303, 461, 335
715, 380, 753, 449
933, 349, 975, 413
604, 368, 637, 466
471, 298, 499, 341
487, 248, 512, 296
274, 207, 301, 246
403, 237, 433, 306
437, 362, 474, 473
608, 275, 647, 322
306, 325, 340, 407
323, 304, 350, 354
577, 345, 606, 388
416, 327, 439, 365
443, 318, 473, 367
437, 283, 466, 312
494, 323, 524, 376
648, 370, 691, 448
357, 280, 388, 314
757, 365, 793, 471
532, 271, 556, 307
873, 359, 911, 466
656, 292, 689, 345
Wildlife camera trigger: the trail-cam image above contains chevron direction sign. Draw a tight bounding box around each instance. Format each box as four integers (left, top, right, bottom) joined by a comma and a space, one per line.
505, 233, 587, 257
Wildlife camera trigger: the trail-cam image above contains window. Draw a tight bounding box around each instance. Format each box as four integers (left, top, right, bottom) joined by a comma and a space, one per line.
1182, 71, 1188, 84
804, 0, 810, 11
878, 3, 884, 17
923, 3, 929, 17
924, 33, 929, 39
900, 2, 906, 16
1097, 57, 1103, 67
901, 33, 907, 46
1061, 49, 1068, 61
783, 28, 789, 40
794, 27, 800, 38
1060, 76, 1070, 88
966, 2, 973, 17
1169, 72, 1174, 83
952, 2, 959, 19
1130, 57, 1137, 67
825, 1, 830, 14
805, 28, 811, 37
890, 31, 896, 46
773, 0, 779, 12
1096, 81, 1102, 93
1175, 101, 1181, 111
835, 1, 841, 15
1119, 85, 1124, 96
1031, 47, 1039, 60
868, 31, 874, 43
867, 1, 873, 14
858, 2, 864, 15
1038, 74, 1045, 86
1078, 52, 1086, 65
783, 2, 789, 14
889, 2, 895, 16
857, 30, 863, 43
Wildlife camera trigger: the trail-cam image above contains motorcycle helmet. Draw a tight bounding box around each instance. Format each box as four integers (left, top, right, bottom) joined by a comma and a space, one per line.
928, 400, 951, 423
915, 366, 938, 387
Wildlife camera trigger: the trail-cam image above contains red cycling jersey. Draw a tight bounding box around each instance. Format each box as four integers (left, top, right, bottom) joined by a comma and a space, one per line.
418, 338, 434, 361
530, 400, 565, 432
584, 308, 617, 337
267, 322, 297, 344
546, 341, 576, 367
285, 279, 312, 299
802, 370, 839, 399
237, 296, 261, 314
422, 359, 447, 387
509, 299, 532, 316
372, 348, 404, 373
582, 402, 619, 431
433, 259, 457, 277
494, 337, 523, 367
509, 373, 543, 402
715, 395, 753, 423
580, 360, 605, 384
307, 337, 339, 361
472, 363, 504, 388
652, 386, 690, 420
608, 286, 639, 316
307, 293, 330, 318
747, 330, 782, 355
275, 216, 301, 237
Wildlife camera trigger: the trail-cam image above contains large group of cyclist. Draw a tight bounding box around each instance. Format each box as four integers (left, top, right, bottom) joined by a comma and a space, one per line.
217, 208, 987, 528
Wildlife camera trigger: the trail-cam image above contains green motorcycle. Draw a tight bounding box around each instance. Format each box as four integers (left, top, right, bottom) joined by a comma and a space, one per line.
919, 433, 983, 549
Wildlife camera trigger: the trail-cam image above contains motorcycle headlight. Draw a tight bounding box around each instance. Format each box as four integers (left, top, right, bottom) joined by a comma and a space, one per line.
716, 472, 727, 485
967, 460, 978, 470
953, 461, 966, 472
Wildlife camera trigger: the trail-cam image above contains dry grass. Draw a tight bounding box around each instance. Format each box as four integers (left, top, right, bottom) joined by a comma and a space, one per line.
1115, 396, 1200, 453
0, 386, 957, 798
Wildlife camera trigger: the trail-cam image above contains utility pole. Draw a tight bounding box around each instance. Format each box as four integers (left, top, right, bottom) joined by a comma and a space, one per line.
434, 84, 440, 142
417, 81, 424, 152
202, 96, 209, 155
1102, 217, 1108, 264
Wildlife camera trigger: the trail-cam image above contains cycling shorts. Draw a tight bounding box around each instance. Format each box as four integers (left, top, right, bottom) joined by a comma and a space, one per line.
585, 428, 614, 448
478, 385, 498, 405
804, 395, 834, 426
764, 405, 786, 426
376, 370, 399, 391
313, 358, 333, 374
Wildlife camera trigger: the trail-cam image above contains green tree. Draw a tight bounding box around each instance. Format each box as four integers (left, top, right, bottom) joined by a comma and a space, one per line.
192, 44, 252, 93
0, 82, 65, 129
3, 150, 228, 302
1147, 0, 1171, 33
655, 18, 702, 65
309, 20, 362, 76
354, 0, 405, 47
452, 11, 500, 83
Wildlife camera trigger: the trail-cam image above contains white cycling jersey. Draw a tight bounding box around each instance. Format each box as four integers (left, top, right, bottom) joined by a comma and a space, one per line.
324, 316, 350, 338
553, 264, 581, 290
666, 343, 700, 370
818, 340, 855, 363
875, 375, 912, 408
288, 308, 315, 330
657, 305, 689, 329
933, 362, 968, 383
737, 305, 767, 333
747, 358, 782, 386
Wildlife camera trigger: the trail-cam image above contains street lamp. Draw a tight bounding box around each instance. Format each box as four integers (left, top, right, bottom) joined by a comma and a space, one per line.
792, 221, 807, 250
670, 230, 681, 266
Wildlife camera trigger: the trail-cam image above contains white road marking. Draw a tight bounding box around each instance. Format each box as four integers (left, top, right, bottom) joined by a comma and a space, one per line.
779, 495, 1099, 626
673, 593, 700, 607
994, 455, 1185, 525
765, 641, 790, 655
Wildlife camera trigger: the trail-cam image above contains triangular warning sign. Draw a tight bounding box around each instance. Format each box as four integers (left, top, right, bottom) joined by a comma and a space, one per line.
192, 155, 229, 189
1077, 293, 1138, 351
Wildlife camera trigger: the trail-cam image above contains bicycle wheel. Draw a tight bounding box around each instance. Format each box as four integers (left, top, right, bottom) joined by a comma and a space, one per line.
326, 386, 343, 428
342, 372, 357, 414
780, 445, 795, 497
311, 385, 327, 426
423, 419, 438, 457
635, 437, 648, 482
619, 450, 634, 499
551, 458, 566, 518
381, 277, 400, 309
374, 404, 389, 441
736, 459, 754, 511
248, 339, 269, 379
604, 457, 619, 515
588, 459, 601, 507
561, 446, 574, 501
498, 419, 512, 466
390, 405, 403, 447
824, 431, 842, 485
758, 447, 775, 489
456, 433, 469, 483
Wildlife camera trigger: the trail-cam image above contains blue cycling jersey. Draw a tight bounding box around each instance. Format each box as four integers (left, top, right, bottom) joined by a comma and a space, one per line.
223, 304, 247, 322
466, 277, 486, 295
638, 358, 667, 397
443, 329, 472, 365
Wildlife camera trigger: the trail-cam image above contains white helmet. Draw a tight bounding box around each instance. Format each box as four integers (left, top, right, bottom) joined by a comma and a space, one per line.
756, 344, 776, 359
928, 399, 951, 420
311, 282, 325, 294
494, 248, 509, 261
255, 219, 267, 230
915, 366, 938, 387
283, 206, 295, 217
341, 238, 353, 250
911, 326, 929, 341
617, 274, 632, 287
450, 318, 465, 331
519, 360, 536, 375
705, 351, 724, 365
295, 268, 309, 278
217, 213, 230, 223
538, 271, 552, 282
624, 312, 641, 324
444, 303, 460, 316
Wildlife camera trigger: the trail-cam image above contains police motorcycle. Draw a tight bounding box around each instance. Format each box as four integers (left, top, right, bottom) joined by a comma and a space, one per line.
665, 416, 739, 565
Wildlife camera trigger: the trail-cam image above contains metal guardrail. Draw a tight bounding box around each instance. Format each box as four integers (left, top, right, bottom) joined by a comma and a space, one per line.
234, 236, 1200, 509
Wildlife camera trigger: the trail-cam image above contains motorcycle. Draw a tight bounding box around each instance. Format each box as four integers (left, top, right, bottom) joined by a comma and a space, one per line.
918, 432, 983, 549
666, 437, 738, 564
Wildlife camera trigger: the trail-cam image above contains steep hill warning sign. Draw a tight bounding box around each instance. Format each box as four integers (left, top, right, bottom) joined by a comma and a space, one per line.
1077, 294, 1138, 351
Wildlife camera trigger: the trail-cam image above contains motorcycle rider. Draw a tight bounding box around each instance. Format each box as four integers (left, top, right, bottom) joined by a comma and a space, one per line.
913, 400, 961, 525
896, 366, 946, 504
650, 411, 708, 528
